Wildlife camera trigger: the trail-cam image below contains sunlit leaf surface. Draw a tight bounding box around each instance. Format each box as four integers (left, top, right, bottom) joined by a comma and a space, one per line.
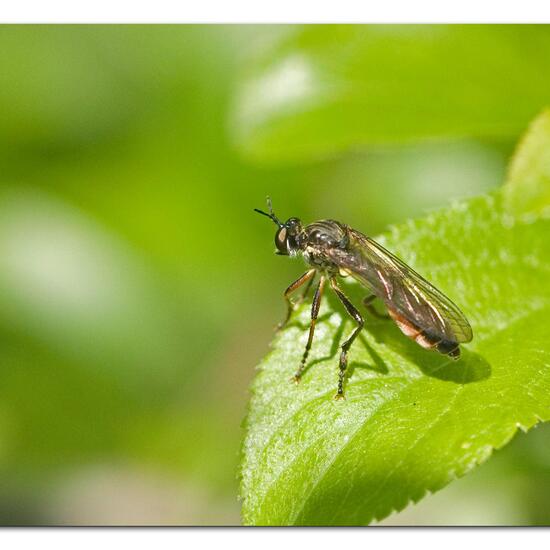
242, 192, 550, 525
241, 112, 550, 525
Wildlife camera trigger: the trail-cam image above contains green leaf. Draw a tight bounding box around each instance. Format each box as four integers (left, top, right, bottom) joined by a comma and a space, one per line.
241, 185, 550, 523
504, 108, 550, 219
231, 25, 550, 163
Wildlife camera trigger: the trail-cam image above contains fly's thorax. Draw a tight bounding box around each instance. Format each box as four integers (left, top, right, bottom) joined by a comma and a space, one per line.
304, 220, 348, 247
301, 220, 349, 269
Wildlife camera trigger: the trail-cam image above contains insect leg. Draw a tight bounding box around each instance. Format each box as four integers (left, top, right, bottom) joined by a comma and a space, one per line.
279, 269, 316, 330
295, 273, 315, 306
363, 294, 390, 319
292, 275, 325, 384
331, 277, 364, 400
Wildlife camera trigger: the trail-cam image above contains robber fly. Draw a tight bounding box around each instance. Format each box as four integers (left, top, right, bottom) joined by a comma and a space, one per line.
255, 197, 473, 400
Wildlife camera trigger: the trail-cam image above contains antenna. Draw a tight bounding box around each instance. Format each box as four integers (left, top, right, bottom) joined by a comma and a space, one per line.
254, 196, 283, 227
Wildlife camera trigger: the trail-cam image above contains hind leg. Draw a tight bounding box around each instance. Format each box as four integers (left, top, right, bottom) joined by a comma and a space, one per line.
362, 294, 390, 319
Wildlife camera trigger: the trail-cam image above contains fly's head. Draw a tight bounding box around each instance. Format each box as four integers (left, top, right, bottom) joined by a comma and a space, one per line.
275, 217, 304, 256
254, 197, 305, 256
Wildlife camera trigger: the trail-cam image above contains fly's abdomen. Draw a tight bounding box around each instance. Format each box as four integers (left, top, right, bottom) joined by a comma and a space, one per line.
387, 308, 460, 359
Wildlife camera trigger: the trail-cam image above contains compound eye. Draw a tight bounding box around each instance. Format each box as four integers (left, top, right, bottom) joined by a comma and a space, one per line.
275, 227, 288, 254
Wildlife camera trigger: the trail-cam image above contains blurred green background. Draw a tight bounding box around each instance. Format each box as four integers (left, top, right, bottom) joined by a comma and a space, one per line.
0, 24, 549, 525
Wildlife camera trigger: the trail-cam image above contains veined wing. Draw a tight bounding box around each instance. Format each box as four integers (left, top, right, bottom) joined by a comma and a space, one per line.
327, 228, 473, 344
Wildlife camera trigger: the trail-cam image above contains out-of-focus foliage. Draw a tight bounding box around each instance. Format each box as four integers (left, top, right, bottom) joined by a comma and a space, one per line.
0, 24, 548, 526
232, 25, 550, 163
504, 109, 550, 219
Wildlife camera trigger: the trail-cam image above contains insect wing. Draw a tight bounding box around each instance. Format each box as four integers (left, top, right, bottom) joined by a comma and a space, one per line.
328, 229, 473, 344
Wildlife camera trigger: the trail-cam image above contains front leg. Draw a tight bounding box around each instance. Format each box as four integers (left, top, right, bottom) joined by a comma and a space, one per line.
294, 272, 315, 307
292, 275, 325, 383
331, 277, 364, 400
278, 269, 316, 330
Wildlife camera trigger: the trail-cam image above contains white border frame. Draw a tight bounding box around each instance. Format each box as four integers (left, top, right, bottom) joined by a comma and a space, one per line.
1, 0, 550, 23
